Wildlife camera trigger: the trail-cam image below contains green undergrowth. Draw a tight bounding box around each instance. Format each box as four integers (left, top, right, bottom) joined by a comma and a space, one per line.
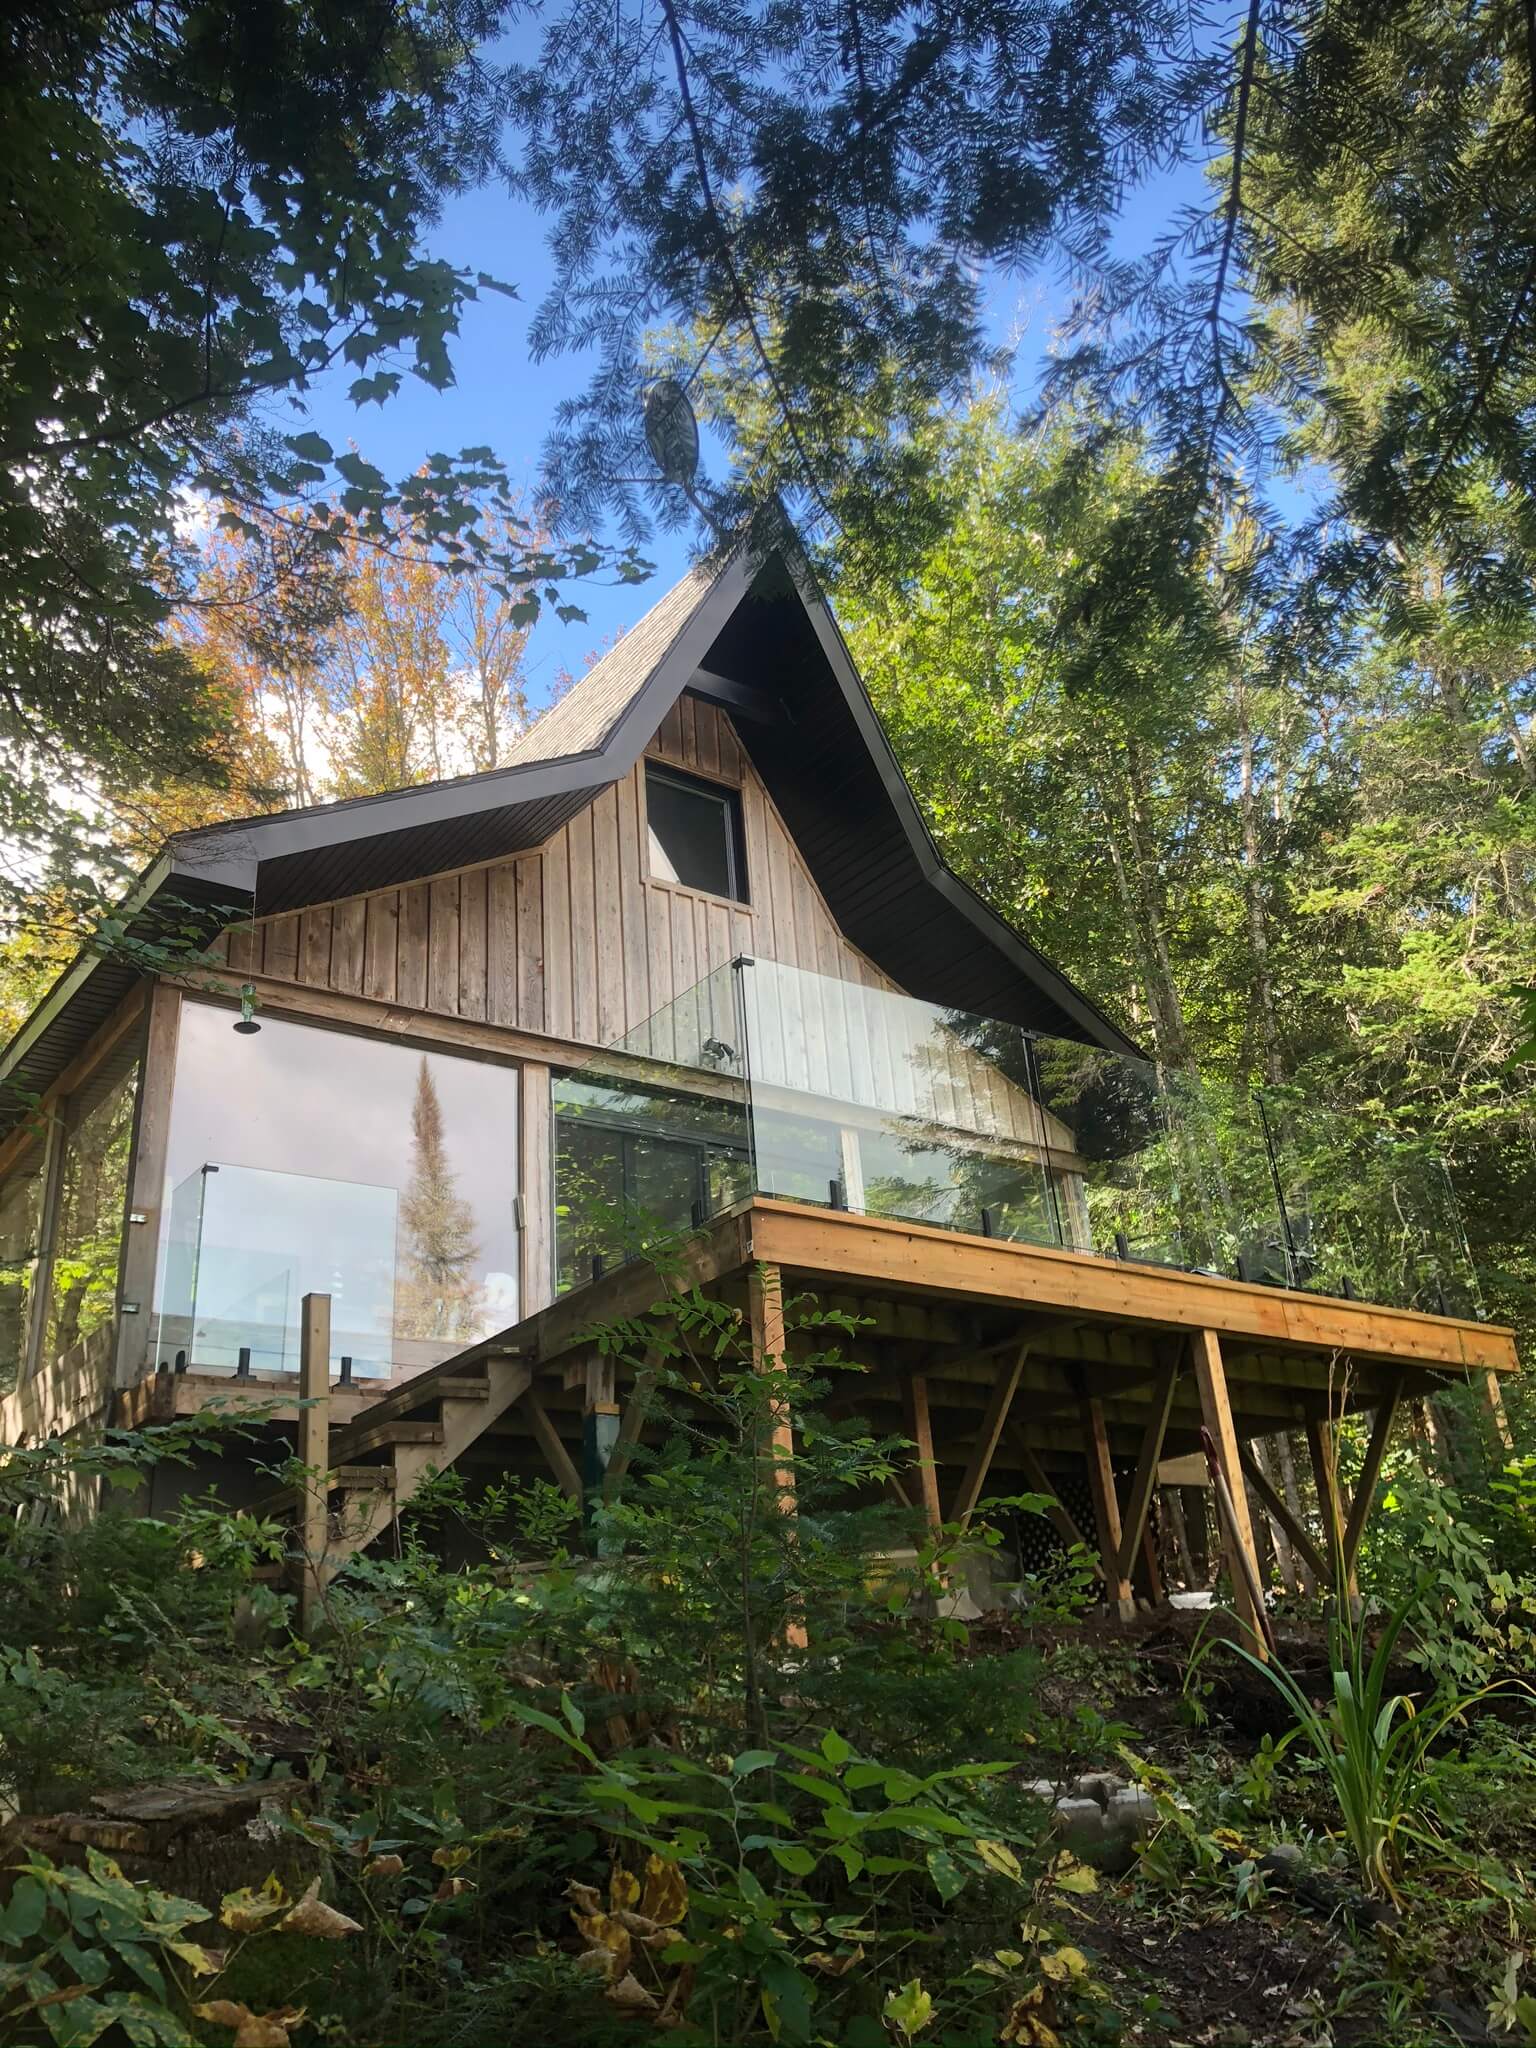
3, 1266, 1536, 2044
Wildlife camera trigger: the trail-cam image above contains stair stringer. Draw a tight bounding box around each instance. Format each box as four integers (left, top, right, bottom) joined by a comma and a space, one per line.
325, 1357, 534, 1572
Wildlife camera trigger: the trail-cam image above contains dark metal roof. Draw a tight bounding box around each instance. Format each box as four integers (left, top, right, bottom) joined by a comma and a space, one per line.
0, 526, 1139, 1117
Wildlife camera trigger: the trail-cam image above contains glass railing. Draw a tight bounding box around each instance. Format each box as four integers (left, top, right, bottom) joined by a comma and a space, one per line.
154, 1162, 400, 1376
553, 957, 1483, 1318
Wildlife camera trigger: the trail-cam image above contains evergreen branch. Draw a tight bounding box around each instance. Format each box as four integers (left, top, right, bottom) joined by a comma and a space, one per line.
1205, 0, 1265, 459
655, 0, 845, 538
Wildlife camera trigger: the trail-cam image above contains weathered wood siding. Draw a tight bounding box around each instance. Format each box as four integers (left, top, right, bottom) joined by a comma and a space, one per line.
230, 698, 898, 1045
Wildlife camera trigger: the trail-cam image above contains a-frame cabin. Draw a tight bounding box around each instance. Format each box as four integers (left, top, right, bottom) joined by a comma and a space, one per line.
0, 532, 1516, 1635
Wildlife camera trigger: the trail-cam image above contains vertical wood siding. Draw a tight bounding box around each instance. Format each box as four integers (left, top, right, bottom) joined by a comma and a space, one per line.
237, 698, 897, 1044
228, 695, 1066, 1149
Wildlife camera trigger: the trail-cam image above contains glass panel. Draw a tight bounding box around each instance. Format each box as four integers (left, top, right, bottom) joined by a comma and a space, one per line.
160, 1162, 395, 1373
753, 1108, 843, 1206
555, 954, 1485, 1317
154, 1004, 520, 1377
46, 1041, 140, 1365
646, 766, 738, 899
553, 1054, 750, 1292
0, 1144, 44, 1390
1258, 1091, 1483, 1317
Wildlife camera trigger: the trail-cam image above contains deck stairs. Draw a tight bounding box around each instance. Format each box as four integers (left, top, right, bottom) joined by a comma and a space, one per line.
247, 1348, 541, 1580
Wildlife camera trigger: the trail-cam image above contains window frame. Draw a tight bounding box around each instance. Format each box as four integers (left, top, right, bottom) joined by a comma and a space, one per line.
644, 761, 750, 905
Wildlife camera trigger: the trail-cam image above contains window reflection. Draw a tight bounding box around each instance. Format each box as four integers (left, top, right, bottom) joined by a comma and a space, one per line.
553, 1070, 751, 1292
155, 1004, 519, 1377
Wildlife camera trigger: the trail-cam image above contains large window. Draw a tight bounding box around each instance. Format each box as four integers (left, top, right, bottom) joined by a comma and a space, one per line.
554, 1073, 750, 1292
646, 764, 747, 901
46, 1041, 140, 1365
155, 1004, 520, 1378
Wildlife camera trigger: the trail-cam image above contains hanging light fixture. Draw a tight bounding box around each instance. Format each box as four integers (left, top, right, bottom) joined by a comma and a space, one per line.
233, 983, 262, 1035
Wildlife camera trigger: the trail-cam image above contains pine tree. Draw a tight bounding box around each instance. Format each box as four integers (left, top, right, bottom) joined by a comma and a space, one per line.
398, 1059, 482, 1342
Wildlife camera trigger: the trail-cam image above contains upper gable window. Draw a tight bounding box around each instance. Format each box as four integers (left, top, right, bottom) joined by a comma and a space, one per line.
646, 764, 747, 902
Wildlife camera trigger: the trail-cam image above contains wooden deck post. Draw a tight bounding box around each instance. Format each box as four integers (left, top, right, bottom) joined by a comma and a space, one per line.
904, 1373, 944, 1538
1080, 1392, 1133, 1620
297, 1292, 332, 1635
1481, 1370, 1515, 1455
749, 1264, 795, 1507
749, 1262, 805, 1648
1305, 1414, 1348, 1597
1192, 1327, 1267, 1654
582, 1351, 620, 1512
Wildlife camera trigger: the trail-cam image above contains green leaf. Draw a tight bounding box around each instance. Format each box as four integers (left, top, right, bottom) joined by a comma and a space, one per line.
732, 1749, 779, 1777
7, 1877, 47, 1940
924, 1848, 967, 1901
767, 1843, 818, 1876
819, 1729, 853, 1767
783, 1773, 850, 1809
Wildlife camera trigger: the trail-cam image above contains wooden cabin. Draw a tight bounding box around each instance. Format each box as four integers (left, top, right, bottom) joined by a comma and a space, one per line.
0, 533, 1517, 1638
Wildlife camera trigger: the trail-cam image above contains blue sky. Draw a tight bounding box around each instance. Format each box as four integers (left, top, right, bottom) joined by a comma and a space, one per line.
290, 153, 1217, 711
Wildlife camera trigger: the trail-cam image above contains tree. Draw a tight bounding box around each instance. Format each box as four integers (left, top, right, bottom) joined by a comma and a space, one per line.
398, 1059, 481, 1340
1, 0, 636, 949
799, 392, 1536, 1338
501, 0, 1536, 651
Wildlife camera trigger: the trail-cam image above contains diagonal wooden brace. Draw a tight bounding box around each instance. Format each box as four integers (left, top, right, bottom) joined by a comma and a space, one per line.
1114, 1354, 1181, 1588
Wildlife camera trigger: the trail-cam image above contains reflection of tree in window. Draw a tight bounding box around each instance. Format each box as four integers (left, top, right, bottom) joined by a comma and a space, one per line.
397, 1058, 483, 1340
860, 1124, 1058, 1242
554, 1117, 628, 1293
0, 1148, 43, 1390
47, 1051, 139, 1363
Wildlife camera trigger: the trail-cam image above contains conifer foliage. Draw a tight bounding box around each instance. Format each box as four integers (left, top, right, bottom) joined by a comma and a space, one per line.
398, 1058, 482, 1341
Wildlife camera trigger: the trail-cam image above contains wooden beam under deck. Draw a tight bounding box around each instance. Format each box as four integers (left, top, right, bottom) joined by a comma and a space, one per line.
127, 1196, 1518, 1597
742, 1202, 1515, 1378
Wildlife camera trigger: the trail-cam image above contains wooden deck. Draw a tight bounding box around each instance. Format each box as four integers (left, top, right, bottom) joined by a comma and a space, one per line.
115, 1197, 1518, 1646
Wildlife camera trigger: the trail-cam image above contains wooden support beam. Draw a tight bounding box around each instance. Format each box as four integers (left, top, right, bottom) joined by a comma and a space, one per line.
1114, 1355, 1181, 1587
1193, 1327, 1267, 1655
603, 1353, 660, 1503
750, 1262, 804, 1648
114, 983, 178, 1388
296, 1293, 332, 1634
1247, 1438, 1297, 1594
1237, 1439, 1328, 1587
582, 1352, 620, 1508
749, 1264, 795, 1505
1009, 1435, 1103, 1578
1080, 1391, 1133, 1619
904, 1373, 944, 1537
1481, 1369, 1515, 1454
527, 1389, 582, 1500
951, 1341, 1028, 1524
1306, 1415, 1348, 1595
1343, 1375, 1404, 1572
